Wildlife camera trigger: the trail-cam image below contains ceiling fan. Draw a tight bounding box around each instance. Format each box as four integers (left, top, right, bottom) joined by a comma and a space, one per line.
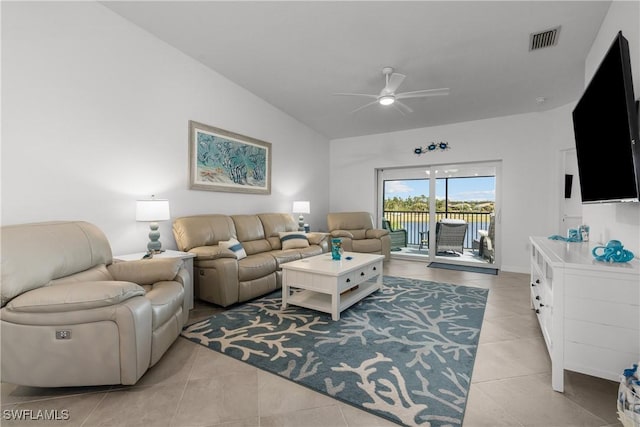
334, 67, 450, 114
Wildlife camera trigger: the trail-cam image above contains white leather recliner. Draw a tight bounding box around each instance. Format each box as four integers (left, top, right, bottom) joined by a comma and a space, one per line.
327, 212, 391, 261
0, 221, 189, 387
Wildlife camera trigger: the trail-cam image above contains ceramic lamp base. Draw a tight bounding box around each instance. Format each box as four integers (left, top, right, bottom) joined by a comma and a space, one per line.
147, 222, 163, 253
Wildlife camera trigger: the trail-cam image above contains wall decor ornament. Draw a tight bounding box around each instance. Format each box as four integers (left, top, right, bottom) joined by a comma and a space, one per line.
189, 121, 271, 194
414, 141, 450, 155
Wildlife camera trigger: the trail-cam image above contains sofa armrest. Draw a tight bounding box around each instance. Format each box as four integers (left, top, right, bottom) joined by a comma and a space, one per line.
306, 232, 329, 252
306, 232, 327, 245
366, 229, 390, 239
331, 230, 354, 239
189, 245, 237, 261
108, 258, 181, 285
5, 281, 145, 313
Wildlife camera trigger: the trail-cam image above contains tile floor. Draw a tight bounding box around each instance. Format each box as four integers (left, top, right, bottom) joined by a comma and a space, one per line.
1, 259, 621, 426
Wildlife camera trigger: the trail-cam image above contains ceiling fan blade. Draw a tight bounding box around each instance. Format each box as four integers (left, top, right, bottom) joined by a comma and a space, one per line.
383, 73, 406, 94
396, 88, 450, 99
333, 92, 378, 99
395, 101, 414, 114
350, 100, 380, 114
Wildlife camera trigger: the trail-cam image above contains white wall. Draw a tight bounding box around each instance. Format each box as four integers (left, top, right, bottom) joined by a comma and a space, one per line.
580, 0, 640, 255
329, 105, 576, 273
1, 2, 330, 255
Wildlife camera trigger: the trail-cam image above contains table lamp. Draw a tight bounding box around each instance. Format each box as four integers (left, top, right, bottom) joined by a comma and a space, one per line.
292, 201, 310, 231
136, 196, 170, 253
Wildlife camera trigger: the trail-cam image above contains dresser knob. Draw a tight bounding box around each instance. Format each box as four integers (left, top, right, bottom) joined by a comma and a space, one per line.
535, 279, 540, 284
535, 309, 540, 314
346, 278, 350, 283
531, 283, 536, 287
540, 303, 545, 307
535, 296, 540, 300
360, 272, 365, 276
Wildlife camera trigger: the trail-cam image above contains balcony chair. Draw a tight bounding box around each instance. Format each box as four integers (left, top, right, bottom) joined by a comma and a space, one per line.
382, 219, 407, 250
477, 214, 496, 262
434, 218, 467, 255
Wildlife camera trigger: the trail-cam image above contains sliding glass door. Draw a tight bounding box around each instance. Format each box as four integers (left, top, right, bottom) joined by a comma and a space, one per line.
377, 161, 499, 268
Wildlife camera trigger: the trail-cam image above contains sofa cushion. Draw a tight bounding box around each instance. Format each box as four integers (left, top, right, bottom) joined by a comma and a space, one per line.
278, 232, 309, 250
172, 215, 236, 252
238, 253, 277, 281
298, 246, 324, 258
218, 238, 247, 260
269, 250, 302, 269
6, 281, 145, 313
352, 239, 382, 254
258, 213, 298, 249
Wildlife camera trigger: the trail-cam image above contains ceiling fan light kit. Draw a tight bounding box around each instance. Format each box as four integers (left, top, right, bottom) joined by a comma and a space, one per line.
334, 67, 449, 114
379, 95, 395, 106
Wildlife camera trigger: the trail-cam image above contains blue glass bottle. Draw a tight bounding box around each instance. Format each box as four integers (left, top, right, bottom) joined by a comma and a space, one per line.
331, 238, 342, 260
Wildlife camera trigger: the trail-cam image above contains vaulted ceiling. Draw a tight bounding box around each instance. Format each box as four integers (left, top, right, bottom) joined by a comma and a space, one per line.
103, 1, 612, 139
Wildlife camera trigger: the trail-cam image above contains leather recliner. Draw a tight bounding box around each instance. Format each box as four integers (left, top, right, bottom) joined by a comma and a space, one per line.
327, 212, 391, 261
0, 221, 189, 387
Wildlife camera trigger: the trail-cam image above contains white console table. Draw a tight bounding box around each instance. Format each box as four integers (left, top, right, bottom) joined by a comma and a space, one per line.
529, 236, 639, 392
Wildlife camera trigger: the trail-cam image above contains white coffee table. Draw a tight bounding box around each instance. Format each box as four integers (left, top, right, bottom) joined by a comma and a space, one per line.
281, 251, 384, 320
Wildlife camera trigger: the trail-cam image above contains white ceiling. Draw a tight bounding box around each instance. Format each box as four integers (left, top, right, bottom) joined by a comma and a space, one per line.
102, 1, 611, 140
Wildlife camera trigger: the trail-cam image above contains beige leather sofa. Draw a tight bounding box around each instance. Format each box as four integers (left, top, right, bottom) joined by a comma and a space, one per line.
173, 213, 329, 307
0, 221, 189, 387
327, 212, 391, 261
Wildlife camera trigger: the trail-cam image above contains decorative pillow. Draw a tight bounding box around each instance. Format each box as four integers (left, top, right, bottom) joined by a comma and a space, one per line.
218, 238, 247, 260
278, 231, 310, 250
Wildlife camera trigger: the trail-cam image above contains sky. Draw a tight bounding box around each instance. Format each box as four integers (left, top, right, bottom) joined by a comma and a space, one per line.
384, 177, 495, 202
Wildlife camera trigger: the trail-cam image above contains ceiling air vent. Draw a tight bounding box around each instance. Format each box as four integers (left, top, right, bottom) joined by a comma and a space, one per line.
529, 26, 561, 51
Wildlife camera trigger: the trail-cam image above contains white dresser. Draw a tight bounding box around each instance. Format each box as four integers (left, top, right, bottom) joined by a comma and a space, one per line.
529, 236, 639, 392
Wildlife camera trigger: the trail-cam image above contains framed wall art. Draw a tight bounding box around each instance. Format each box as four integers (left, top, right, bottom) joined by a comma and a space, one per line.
189, 121, 271, 194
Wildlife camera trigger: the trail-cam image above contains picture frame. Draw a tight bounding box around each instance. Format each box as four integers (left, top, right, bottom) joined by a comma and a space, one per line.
189, 121, 272, 194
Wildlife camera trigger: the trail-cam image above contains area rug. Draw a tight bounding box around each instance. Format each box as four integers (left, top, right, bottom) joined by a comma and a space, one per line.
429, 262, 498, 275
181, 276, 488, 426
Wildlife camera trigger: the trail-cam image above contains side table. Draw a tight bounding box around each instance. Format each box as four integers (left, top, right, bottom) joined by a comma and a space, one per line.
113, 250, 196, 310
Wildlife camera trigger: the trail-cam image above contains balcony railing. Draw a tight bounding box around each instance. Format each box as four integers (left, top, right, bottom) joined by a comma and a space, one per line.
383, 210, 493, 249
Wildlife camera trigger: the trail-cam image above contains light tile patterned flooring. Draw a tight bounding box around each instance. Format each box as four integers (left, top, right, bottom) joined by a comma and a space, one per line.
1, 259, 621, 426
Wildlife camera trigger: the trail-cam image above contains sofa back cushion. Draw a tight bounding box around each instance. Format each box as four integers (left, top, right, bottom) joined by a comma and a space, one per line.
49, 265, 113, 286
1, 221, 113, 307
231, 215, 271, 255
258, 213, 298, 250
327, 212, 375, 240
172, 215, 236, 252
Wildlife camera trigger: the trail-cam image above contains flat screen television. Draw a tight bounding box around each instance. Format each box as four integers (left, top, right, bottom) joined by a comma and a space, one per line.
572, 31, 640, 204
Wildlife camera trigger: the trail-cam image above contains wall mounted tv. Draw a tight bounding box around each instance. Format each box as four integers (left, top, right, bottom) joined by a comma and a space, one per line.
572, 31, 640, 204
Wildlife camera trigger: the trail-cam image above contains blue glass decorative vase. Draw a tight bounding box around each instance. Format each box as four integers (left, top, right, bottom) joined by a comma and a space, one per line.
331, 238, 342, 260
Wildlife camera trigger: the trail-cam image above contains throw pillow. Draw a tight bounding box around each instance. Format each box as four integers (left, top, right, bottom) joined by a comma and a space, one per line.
278, 231, 309, 250
218, 238, 247, 260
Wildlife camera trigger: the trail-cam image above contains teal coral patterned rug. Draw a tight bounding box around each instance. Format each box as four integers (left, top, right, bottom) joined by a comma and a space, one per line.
181, 276, 488, 426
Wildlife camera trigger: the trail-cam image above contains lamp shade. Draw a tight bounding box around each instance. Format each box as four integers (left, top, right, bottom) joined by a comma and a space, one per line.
136, 199, 170, 222
292, 201, 310, 214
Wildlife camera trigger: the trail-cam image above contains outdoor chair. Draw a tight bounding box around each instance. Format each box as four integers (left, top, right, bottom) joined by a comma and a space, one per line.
434, 219, 467, 255
476, 214, 495, 262
382, 219, 407, 249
